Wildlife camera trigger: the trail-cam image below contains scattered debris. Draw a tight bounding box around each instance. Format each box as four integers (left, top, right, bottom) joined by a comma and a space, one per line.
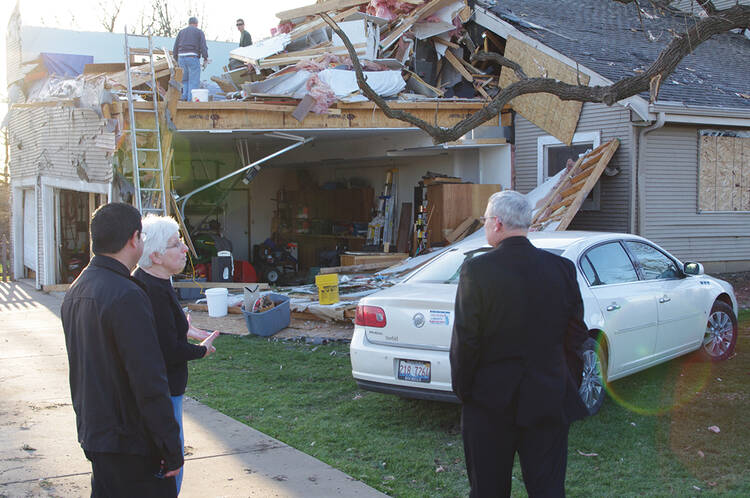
576, 450, 598, 457
707, 425, 721, 433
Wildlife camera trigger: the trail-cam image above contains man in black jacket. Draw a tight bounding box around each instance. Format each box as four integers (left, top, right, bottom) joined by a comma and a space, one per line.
450, 190, 589, 497
61, 203, 183, 497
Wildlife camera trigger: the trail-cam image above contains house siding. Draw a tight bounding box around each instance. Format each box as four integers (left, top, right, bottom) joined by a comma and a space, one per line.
8, 105, 115, 184
514, 101, 633, 232
5, 7, 22, 86
641, 125, 750, 266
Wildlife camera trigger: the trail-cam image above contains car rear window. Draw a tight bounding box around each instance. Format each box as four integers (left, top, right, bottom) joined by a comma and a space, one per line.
409, 246, 563, 284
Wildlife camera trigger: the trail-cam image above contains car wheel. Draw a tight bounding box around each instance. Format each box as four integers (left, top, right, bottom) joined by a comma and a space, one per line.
700, 301, 737, 362
579, 337, 607, 416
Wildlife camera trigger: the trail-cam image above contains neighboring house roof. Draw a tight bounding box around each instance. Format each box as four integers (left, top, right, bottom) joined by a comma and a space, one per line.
484, 0, 750, 110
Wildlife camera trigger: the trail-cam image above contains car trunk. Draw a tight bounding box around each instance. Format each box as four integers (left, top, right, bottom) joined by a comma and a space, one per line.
361, 283, 456, 350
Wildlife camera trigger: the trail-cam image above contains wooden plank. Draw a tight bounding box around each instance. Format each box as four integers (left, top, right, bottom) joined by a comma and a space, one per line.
287, 6, 362, 42
396, 202, 412, 254
84, 63, 125, 74
444, 49, 473, 82
339, 252, 408, 266
173, 103, 497, 130
380, 0, 455, 50
42, 284, 71, 292
172, 281, 270, 289
318, 260, 402, 274
556, 139, 620, 230
433, 37, 460, 49
445, 216, 477, 243
559, 180, 588, 199
187, 303, 244, 314
276, 0, 368, 21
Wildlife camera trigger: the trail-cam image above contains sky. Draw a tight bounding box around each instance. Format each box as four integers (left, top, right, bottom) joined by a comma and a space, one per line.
0, 0, 311, 171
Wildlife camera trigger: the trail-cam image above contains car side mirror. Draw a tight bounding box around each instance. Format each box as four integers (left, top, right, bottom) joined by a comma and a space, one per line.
683, 262, 704, 275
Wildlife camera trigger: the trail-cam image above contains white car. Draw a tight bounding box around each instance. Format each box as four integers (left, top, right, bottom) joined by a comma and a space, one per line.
350, 231, 739, 414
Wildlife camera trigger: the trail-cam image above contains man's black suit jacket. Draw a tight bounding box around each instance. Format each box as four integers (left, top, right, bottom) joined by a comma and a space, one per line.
450, 236, 589, 426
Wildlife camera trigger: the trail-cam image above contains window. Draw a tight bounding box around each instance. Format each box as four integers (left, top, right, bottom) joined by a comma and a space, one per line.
579, 242, 639, 286
538, 131, 601, 210
624, 241, 680, 281
698, 130, 750, 212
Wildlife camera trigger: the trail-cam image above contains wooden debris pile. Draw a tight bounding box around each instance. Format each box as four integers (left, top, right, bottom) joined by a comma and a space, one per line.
218, 0, 513, 116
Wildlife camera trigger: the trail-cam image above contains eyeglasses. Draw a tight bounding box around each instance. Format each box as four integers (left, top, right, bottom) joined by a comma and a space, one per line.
479, 216, 499, 224
236, 23, 244, 26
165, 237, 185, 250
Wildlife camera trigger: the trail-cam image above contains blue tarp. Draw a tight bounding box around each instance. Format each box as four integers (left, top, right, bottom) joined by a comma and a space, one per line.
40, 53, 94, 77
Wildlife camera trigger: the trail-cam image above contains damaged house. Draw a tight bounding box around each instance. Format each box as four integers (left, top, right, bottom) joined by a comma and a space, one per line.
5, 0, 750, 292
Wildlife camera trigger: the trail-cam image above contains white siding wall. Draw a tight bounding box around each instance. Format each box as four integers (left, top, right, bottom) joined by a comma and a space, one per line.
642, 125, 750, 270
514, 102, 633, 232
8, 106, 115, 183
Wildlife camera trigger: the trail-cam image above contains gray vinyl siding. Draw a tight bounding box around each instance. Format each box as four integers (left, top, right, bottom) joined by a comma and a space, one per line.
641, 125, 750, 264
514, 101, 633, 233
8, 105, 114, 184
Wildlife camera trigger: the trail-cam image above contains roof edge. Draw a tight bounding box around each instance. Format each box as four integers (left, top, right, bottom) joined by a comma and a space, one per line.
650, 102, 750, 126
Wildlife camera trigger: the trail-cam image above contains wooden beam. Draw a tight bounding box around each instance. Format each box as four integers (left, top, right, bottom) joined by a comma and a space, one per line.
444, 49, 474, 82
172, 282, 270, 289
318, 260, 402, 274
276, 0, 368, 21
187, 303, 244, 314
289, 6, 361, 41
173, 102, 497, 130
380, 0, 455, 50
556, 140, 619, 230
175, 101, 342, 115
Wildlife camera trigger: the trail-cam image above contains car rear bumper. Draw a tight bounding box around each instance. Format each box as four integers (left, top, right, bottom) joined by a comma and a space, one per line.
355, 379, 460, 403
350, 326, 456, 401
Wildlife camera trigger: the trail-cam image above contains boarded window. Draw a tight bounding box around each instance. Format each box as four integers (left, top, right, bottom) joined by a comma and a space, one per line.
698, 130, 750, 212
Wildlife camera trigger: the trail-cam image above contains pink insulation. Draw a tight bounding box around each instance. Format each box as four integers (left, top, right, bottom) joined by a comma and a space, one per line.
271, 21, 294, 36
306, 74, 338, 114
366, 0, 425, 21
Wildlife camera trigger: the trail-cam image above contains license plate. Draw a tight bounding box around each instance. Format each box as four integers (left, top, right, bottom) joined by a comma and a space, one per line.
397, 359, 431, 383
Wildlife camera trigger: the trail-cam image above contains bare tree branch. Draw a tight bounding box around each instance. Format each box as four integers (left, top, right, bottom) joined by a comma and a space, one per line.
98, 0, 123, 33
323, 5, 750, 144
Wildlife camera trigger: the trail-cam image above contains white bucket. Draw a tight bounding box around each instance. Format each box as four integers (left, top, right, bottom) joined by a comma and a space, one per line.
191, 88, 209, 102
205, 287, 228, 317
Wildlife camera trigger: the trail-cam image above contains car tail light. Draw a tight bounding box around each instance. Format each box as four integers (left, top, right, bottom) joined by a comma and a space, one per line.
355, 305, 387, 328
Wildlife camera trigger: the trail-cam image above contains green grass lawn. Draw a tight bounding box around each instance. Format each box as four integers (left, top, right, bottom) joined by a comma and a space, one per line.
187, 309, 750, 497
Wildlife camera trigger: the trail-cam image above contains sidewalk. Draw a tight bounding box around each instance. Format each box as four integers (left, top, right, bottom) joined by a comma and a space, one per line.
0, 282, 387, 497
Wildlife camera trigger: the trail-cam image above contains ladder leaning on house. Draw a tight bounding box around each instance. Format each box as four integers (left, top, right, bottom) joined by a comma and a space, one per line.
123, 29, 168, 216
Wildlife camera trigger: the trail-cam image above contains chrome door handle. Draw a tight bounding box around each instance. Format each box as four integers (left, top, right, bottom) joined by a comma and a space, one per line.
606, 304, 621, 311
659, 296, 671, 303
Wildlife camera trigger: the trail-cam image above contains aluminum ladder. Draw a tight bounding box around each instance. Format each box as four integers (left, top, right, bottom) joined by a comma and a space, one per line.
124, 29, 168, 216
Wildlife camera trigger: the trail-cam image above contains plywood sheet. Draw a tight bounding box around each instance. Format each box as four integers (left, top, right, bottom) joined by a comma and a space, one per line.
698, 135, 717, 211
498, 37, 589, 145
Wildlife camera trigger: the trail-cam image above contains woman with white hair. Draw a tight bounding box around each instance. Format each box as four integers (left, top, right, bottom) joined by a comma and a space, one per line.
133, 214, 219, 495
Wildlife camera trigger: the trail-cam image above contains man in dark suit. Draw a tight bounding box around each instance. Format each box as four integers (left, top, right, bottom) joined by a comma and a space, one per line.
450, 190, 589, 497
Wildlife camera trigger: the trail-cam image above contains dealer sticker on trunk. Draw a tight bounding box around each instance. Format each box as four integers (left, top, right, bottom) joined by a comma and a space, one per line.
429, 310, 451, 326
